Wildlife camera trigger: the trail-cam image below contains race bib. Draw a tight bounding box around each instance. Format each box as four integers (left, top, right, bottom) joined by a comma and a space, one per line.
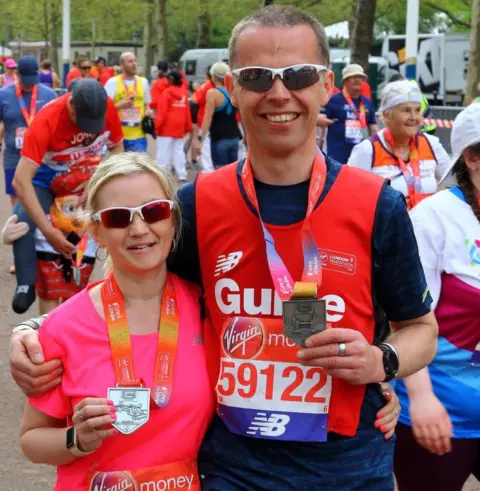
15, 127, 27, 149
120, 107, 141, 127
345, 120, 367, 144
217, 317, 331, 442
89, 460, 200, 491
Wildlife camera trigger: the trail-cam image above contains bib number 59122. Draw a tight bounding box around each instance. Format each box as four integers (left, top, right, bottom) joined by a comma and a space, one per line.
217, 359, 330, 412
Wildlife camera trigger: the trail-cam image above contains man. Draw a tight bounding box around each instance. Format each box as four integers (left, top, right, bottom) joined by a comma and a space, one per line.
325, 63, 378, 163
91, 56, 114, 86
0, 56, 57, 207
9, 6, 437, 489
150, 61, 170, 111
193, 66, 215, 171
200, 62, 241, 169
104, 52, 151, 152
11, 79, 123, 314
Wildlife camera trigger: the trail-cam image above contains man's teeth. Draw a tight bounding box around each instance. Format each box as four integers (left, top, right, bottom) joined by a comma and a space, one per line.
265, 113, 298, 123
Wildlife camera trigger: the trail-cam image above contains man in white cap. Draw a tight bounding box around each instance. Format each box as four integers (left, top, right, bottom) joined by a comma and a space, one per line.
324, 63, 378, 164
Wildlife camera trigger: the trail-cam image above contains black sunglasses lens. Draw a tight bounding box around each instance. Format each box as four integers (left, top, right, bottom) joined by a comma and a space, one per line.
238, 68, 274, 92
283, 65, 320, 90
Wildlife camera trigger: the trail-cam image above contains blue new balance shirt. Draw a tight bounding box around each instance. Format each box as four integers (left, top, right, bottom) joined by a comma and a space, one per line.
169, 156, 432, 489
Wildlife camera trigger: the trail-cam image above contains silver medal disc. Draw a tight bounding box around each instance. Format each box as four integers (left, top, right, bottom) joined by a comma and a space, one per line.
283, 298, 327, 347
107, 387, 150, 434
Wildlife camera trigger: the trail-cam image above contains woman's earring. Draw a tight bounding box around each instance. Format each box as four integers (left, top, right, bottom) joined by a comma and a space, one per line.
95, 247, 108, 261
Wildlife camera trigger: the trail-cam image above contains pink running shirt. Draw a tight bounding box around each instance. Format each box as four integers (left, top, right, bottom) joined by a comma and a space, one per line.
28, 274, 214, 490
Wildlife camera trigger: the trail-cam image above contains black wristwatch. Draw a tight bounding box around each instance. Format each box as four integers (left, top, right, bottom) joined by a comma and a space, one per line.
378, 343, 399, 382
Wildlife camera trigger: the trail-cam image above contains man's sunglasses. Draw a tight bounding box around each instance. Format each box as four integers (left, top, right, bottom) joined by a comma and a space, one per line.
92, 200, 174, 229
80, 65, 92, 70
231, 64, 328, 93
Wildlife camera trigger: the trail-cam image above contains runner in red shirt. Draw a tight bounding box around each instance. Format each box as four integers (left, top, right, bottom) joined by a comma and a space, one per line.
92, 57, 114, 86
150, 61, 170, 110
11, 79, 123, 314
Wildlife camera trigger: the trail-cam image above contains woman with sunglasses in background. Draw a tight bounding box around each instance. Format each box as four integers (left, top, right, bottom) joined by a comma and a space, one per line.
393, 104, 480, 490
19, 153, 214, 490
200, 62, 242, 169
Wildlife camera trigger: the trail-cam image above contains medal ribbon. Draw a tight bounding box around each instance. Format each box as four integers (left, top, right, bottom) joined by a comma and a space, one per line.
384, 128, 423, 208
342, 89, 367, 128
240, 153, 327, 301
101, 272, 180, 407
122, 75, 138, 100
15, 82, 38, 127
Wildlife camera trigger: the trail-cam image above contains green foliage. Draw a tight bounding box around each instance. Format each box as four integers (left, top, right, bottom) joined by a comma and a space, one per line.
0, 0, 473, 58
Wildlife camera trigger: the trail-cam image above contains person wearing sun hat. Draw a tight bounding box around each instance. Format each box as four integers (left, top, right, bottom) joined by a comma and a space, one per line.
393, 103, 480, 491
324, 63, 378, 164
0, 58, 18, 88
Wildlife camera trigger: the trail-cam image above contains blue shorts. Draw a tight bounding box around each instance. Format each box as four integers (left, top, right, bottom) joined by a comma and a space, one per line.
4, 167, 16, 196
199, 415, 395, 491
123, 137, 148, 152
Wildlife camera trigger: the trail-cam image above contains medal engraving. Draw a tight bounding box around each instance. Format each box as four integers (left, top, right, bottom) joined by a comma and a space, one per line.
283, 299, 327, 347
107, 387, 150, 434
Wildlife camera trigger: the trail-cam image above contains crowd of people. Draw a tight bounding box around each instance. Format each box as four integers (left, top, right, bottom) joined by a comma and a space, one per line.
0, 4, 479, 491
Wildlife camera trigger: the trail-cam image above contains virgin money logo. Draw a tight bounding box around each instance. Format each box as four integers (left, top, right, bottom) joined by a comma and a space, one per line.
223, 317, 264, 359
90, 471, 135, 491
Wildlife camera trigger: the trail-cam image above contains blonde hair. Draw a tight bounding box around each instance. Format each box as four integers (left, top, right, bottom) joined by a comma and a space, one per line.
87, 153, 182, 268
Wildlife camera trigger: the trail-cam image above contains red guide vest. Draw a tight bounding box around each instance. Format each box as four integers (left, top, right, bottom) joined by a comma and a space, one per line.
196, 162, 384, 438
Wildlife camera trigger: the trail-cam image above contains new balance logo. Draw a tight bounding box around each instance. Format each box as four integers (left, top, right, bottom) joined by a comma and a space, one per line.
214, 251, 243, 276
246, 412, 290, 437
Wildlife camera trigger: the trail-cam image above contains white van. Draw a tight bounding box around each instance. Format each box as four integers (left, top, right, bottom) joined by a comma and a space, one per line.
179, 49, 229, 83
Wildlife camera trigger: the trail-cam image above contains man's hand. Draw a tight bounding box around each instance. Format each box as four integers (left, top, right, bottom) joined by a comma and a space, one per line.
9, 330, 63, 396
1, 215, 29, 245
316, 114, 336, 128
410, 391, 452, 455
116, 98, 133, 110
297, 328, 385, 385
45, 228, 76, 258
72, 398, 118, 452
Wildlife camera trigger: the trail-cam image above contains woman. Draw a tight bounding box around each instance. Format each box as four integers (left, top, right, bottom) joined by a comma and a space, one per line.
39, 59, 61, 89
18, 152, 399, 490
200, 62, 242, 169
0, 58, 17, 87
155, 71, 192, 183
348, 80, 450, 210
394, 104, 480, 490
19, 153, 214, 490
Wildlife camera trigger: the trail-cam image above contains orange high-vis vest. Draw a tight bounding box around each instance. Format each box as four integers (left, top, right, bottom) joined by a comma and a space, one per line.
195, 162, 385, 439
370, 132, 437, 209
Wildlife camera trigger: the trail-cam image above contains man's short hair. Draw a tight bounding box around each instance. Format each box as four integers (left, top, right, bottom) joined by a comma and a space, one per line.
228, 5, 330, 68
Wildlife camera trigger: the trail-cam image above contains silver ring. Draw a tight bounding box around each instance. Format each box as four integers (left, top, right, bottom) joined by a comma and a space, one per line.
338, 342, 346, 357
393, 409, 399, 417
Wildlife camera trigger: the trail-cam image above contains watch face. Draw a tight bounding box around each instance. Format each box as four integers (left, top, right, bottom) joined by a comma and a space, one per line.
66, 426, 75, 449
382, 345, 399, 376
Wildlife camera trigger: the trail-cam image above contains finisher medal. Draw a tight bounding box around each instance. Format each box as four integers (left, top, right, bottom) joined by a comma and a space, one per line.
283, 298, 327, 347
107, 386, 150, 434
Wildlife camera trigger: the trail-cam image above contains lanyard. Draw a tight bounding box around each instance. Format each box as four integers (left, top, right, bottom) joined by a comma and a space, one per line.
122, 75, 138, 100
15, 82, 38, 127
240, 153, 326, 301
384, 128, 423, 209
342, 90, 367, 128
101, 272, 180, 407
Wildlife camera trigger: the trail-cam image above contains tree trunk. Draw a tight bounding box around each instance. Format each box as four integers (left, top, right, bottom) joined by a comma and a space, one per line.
350, 0, 377, 72
156, 0, 168, 60
465, 0, 480, 104
145, 0, 155, 76
196, 0, 210, 49
49, 0, 60, 74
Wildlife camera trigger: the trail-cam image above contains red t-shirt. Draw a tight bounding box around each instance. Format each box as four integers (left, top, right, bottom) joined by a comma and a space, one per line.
22, 94, 123, 188
150, 77, 169, 109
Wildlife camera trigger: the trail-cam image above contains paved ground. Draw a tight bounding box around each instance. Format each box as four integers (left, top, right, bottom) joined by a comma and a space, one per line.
0, 142, 478, 489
